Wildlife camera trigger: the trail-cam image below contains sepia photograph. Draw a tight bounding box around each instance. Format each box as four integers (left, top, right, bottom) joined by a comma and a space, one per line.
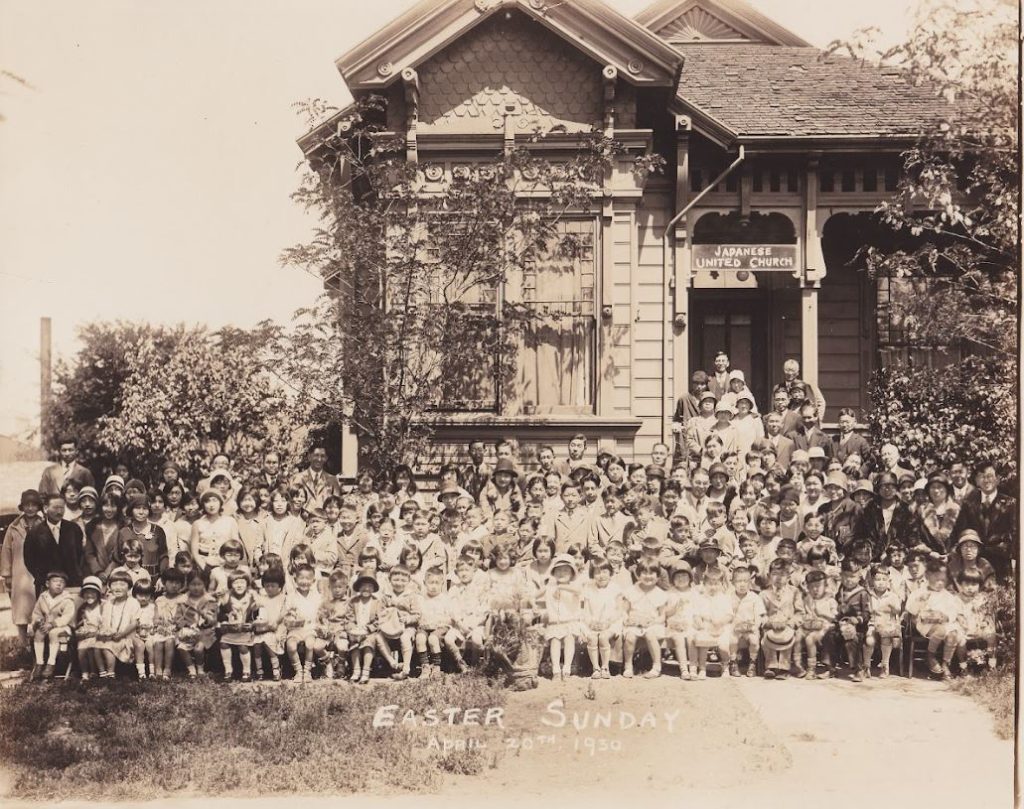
0, 0, 1018, 807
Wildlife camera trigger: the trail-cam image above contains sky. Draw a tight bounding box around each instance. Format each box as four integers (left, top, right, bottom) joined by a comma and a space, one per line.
0, 0, 915, 440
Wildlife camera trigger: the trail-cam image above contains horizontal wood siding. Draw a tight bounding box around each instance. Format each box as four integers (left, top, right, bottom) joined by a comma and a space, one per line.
819, 264, 871, 415
633, 192, 671, 459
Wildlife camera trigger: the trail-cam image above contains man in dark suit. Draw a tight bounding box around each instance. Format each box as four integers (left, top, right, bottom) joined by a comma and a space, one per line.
833, 408, 871, 477
289, 446, 341, 510
458, 440, 491, 503
255, 450, 288, 490
763, 412, 796, 470
672, 371, 708, 465
951, 462, 1018, 581
765, 386, 802, 437
787, 403, 833, 459
23, 494, 85, 595
38, 437, 95, 497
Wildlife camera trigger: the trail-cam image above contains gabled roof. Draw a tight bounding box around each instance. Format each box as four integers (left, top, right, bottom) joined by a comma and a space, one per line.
674, 45, 954, 142
337, 0, 684, 91
635, 0, 810, 46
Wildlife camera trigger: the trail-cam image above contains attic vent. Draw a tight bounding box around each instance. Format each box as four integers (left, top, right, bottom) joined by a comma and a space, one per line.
657, 7, 749, 42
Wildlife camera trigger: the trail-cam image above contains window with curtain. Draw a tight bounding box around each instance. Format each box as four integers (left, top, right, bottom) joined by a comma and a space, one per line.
505, 218, 597, 415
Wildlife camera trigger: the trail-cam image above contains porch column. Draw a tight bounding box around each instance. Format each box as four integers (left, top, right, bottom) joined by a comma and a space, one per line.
670, 115, 692, 415
340, 422, 359, 480
801, 282, 820, 389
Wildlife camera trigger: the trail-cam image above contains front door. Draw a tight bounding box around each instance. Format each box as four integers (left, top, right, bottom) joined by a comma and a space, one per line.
690, 294, 771, 411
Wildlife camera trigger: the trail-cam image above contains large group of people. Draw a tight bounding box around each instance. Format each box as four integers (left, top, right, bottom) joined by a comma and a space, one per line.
0, 353, 1015, 686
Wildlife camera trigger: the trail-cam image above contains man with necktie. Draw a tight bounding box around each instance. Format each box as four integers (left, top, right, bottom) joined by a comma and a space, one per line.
951, 462, 1017, 581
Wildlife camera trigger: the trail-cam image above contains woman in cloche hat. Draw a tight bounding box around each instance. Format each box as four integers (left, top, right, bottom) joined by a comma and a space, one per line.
0, 489, 45, 645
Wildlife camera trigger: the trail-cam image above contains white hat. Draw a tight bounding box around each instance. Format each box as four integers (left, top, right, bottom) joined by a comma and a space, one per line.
728, 369, 746, 382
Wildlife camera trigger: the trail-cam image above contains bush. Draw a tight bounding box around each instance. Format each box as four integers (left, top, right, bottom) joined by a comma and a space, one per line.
868, 356, 1017, 488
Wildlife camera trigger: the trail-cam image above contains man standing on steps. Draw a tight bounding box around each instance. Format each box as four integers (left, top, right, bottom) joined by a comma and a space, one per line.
781, 359, 826, 422
672, 371, 708, 466
833, 408, 871, 478
764, 412, 796, 471
708, 352, 731, 400
38, 437, 95, 497
458, 440, 491, 503
787, 403, 833, 459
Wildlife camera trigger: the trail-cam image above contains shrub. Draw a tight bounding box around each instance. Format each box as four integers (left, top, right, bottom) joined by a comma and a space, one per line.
868, 356, 1017, 489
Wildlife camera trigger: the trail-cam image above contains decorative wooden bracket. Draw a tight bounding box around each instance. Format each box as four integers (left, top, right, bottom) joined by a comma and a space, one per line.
402, 67, 419, 163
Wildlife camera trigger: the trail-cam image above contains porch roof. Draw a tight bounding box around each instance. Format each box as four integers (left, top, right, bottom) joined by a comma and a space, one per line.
675, 44, 955, 141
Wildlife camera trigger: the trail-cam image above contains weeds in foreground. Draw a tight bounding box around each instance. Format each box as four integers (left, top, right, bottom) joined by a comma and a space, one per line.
948, 665, 1015, 740
0, 675, 505, 800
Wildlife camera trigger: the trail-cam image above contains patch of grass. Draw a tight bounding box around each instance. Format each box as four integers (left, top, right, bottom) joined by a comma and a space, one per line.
949, 666, 1015, 740
0, 635, 31, 673
0, 675, 506, 800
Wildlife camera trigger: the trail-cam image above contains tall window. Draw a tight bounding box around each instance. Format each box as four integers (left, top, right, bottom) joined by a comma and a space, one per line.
505, 218, 597, 414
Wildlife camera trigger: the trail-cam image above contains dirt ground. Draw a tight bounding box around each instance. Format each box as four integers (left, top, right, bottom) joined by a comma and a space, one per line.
5, 669, 1013, 809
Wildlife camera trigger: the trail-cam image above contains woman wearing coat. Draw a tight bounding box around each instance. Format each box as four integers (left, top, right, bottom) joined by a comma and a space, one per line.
0, 490, 44, 645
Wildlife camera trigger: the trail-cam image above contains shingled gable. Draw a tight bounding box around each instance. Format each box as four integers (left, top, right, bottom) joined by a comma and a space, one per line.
337, 0, 684, 92
672, 44, 955, 143
634, 0, 810, 46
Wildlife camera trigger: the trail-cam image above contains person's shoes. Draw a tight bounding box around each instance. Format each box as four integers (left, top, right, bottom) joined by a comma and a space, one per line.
272, 669, 282, 682
622, 668, 634, 679
28, 664, 42, 682
591, 669, 603, 679
291, 670, 304, 683
80, 673, 91, 682
391, 670, 409, 681
763, 669, 776, 680
162, 674, 171, 682
601, 667, 611, 679
819, 667, 833, 679
878, 668, 890, 679
850, 670, 863, 683
240, 673, 252, 683
791, 661, 806, 678
359, 670, 370, 685
776, 671, 789, 680
728, 662, 739, 677
349, 669, 361, 683
643, 667, 661, 679
940, 663, 952, 680
680, 668, 693, 681
41, 664, 55, 680
696, 670, 707, 680
324, 662, 334, 680
746, 666, 756, 678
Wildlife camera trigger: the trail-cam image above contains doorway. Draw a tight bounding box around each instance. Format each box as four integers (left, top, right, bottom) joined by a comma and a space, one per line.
689, 293, 771, 410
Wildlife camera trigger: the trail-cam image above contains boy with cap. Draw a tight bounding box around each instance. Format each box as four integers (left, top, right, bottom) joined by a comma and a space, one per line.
29, 570, 76, 680
75, 575, 105, 681
836, 558, 872, 681
346, 572, 382, 684
692, 539, 730, 587
948, 530, 996, 590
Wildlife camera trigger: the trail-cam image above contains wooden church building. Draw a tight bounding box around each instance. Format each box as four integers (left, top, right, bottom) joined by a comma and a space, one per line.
299, 0, 951, 475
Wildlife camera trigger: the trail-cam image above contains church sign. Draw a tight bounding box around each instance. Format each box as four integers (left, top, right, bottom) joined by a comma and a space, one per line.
692, 244, 798, 272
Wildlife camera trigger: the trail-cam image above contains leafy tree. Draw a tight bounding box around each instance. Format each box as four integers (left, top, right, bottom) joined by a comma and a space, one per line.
276, 97, 662, 477
833, 0, 1018, 357
49, 322, 305, 483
